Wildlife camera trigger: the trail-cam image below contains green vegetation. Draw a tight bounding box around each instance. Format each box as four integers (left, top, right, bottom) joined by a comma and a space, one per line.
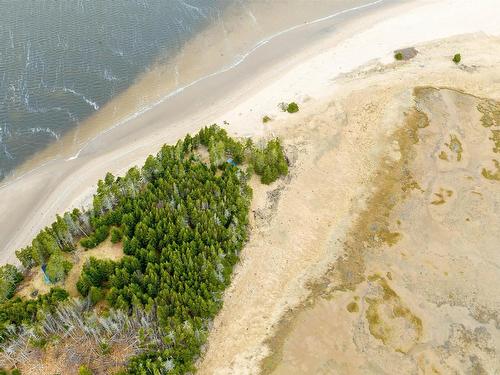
0, 265, 23, 302
79, 366, 93, 375
249, 139, 288, 184
0, 370, 20, 375
0, 288, 69, 341
262, 115, 272, 123
278, 102, 299, 113
286, 102, 299, 113
452, 53, 461, 64
394, 52, 403, 61
45, 250, 73, 282
0, 125, 288, 373
15, 210, 90, 274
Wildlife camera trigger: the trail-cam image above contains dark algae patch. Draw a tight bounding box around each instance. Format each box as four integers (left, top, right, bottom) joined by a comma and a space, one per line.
365, 274, 423, 353
431, 188, 453, 205
445, 134, 464, 161
438, 151, 449, 161
477, 99, 500, 180
477, 99, 500, 128
490, 130, 500, 154
481, 159, 500, 181
347, 301, 359, 313
260, 88, 430, 373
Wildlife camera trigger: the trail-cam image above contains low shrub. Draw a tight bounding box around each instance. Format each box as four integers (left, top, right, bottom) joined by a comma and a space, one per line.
453, 53, 461, 64
286, 102, 299, 113
79, 365, 93, 375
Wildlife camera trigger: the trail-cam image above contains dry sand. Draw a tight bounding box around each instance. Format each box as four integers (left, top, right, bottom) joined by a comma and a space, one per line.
0, 0, 396, 265
2, 0, 499, 265
196, 28, 500, 375
15, 239, 123, 300
0, 0, 499, 374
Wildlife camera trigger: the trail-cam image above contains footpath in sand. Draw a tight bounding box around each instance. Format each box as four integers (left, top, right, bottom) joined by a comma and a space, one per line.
197, 34, 500, 374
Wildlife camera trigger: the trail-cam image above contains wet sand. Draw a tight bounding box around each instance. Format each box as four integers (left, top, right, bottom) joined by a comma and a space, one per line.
0, 0, 398, 263
193, 2, 500, 374
0, 0, 499, 373
265, 52, 500, 375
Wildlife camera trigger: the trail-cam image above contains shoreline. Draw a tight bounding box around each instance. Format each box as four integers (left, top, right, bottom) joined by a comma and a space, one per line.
0, 0, 498, 372
0, 0, 381, 187
193, 0, 500, 373
0, 0, 398, 264
1, 0, 498, 265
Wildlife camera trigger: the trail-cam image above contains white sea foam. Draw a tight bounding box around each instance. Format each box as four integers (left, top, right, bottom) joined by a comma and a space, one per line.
62, 87, 100, 111
103, 69, 119, 82
178, 0, 206, 19
65, 0, 385, 163
28, 127, 60, 140
2, 144, 14, 160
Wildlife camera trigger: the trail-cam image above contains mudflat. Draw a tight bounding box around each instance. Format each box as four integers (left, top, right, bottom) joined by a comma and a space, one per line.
198, 34, 500, 374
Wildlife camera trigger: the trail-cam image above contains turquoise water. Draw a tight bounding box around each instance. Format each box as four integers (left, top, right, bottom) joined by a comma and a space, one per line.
0, 0, 226, 180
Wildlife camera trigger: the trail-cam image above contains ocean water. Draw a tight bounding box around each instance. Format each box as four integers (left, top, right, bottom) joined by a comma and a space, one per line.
0, 0, 226, 180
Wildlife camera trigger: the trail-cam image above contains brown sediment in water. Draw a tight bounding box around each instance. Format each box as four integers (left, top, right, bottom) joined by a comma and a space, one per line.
6, 0, 372, 181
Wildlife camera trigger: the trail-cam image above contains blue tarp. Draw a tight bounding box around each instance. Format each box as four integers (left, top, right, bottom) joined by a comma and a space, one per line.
41, 264, 51, 284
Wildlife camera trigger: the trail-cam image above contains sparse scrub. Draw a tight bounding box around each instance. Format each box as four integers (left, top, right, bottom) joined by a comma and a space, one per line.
452, 53, 461, 64
262, 115, 272, 123
394, 52, 403, 60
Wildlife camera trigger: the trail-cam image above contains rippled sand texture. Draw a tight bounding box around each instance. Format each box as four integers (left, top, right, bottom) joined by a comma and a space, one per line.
198, 34, 500, 374
269, 88, 500, 375
4, 0, 372, 180
0, 0, 227, 179
0, 0, 391, 265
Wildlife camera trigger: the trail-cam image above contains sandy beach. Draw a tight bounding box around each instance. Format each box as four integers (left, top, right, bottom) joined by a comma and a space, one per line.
1, 0, 499, 373
193, 1, 500, 374
2, 0, 497, 265
0, 0, 394, 264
